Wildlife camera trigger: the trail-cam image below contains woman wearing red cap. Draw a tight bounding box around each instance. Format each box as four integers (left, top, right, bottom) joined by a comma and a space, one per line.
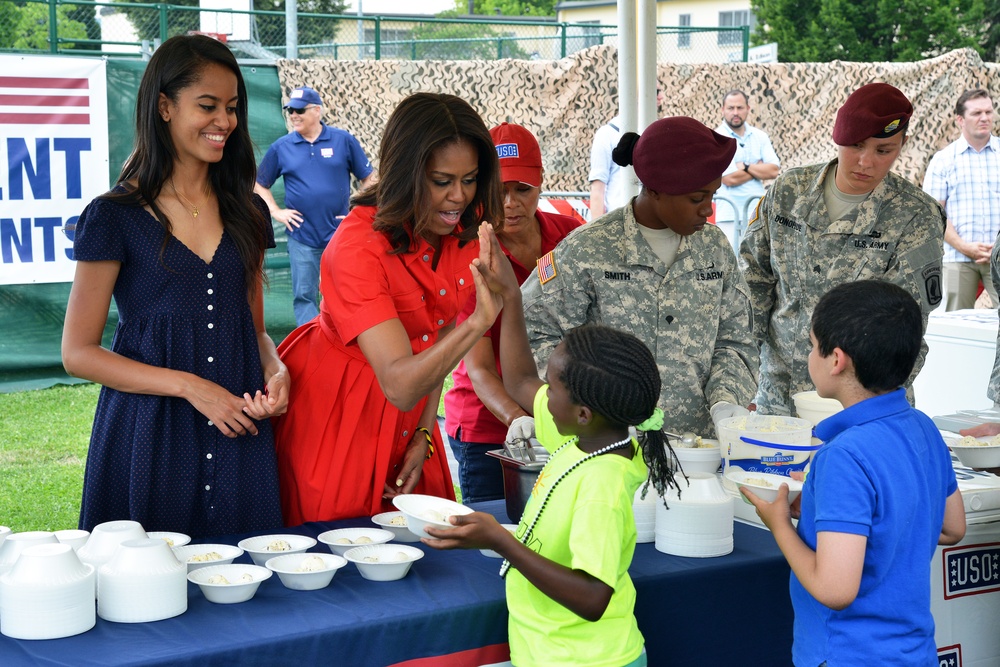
272, 93, 505, 525
444, 123, 582, 502
521, 116, 759, 440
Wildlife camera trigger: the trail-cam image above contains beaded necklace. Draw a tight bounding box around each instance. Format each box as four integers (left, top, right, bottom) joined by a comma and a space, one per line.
500, 434, 633, 578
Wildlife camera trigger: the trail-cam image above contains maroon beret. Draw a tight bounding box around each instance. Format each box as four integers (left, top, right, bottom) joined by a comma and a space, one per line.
832, 83, 912, 146
632, 117, 736, 195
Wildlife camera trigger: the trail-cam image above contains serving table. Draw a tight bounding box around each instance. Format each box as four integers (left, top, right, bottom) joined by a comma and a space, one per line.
0, 501, 793, 666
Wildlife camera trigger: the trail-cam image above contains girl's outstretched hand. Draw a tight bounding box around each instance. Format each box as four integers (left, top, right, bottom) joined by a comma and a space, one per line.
422, 511, 514, 553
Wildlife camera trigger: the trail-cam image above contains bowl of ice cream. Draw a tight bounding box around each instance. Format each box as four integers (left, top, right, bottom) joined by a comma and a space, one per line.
317, 528, 394, 556
948, 434, 1000, 469
265, 552, 347, 590
479, 523, 518, 558
343, 544, 424, 581
392, 494, 474, 539
171, 543, 244, 572
146, 531, 191, 548
188, 564, 271, 604
726, 470, 803, 504
371, 511, 422, 543
237, 534, 317, 566
669, 438, 722, 474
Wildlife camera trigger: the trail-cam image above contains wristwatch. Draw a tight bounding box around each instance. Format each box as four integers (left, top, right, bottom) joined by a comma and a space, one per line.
743, 163, 751, 173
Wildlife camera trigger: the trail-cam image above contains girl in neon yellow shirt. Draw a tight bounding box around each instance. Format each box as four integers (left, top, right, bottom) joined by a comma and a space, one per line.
425, 225, 681, 667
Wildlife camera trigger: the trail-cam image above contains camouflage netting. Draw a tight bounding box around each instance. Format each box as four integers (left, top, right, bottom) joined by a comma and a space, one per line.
276, 46, 999, 191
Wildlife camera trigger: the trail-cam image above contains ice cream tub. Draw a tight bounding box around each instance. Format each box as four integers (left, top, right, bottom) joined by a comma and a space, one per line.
717, 415, 819, 485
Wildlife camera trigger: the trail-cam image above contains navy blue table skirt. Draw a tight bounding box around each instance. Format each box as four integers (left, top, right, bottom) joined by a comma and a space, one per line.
0, 501, 792, 666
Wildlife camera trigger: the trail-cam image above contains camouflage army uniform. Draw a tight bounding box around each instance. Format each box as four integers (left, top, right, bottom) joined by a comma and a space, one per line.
988, 242, 1000, 403
739, 160, 945, 416
521, 202, 758, 437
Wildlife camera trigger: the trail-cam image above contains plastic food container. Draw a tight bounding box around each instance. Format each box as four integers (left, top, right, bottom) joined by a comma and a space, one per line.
716, 414, 818, 485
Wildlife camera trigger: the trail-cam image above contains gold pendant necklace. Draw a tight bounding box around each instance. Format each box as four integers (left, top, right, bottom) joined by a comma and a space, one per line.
171, 180, 204, 218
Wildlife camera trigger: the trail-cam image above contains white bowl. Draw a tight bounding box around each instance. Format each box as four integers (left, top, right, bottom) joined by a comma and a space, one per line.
391, 494, 474, 539
0, 531, 58, 574
3, 542, 91, 587
318, 528, 394, 556
343, 544, 424, 581
948, 435, 1000, 469
726, 470, 803, 504
792, 391, 843, 427
371, 512, 422, 542
265, 553, 347, 590
146, 531, 191, 548
669, 472, 730, 504
54, 529, 90, 552
0, 544, 96, 640
669, 439, 722, 474
188, 564, 271, 604
480, 524, 517, 558
97, 539, 187, 623
101, 538, 182, 575
77, 520, 146, 569
238, 534, 317, 566
171, 543, 244, 572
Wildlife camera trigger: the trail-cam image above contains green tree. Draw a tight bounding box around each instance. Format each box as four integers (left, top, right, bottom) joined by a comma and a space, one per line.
412, 9, 528, 59
983, 0, 1000, 59
0, 1, 88, 51
109, 0, 346, 50
454, 0, 556, 17
752, 0, 985, 62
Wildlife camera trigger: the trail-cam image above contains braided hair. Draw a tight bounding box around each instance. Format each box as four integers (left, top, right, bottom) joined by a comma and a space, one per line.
559, 324, 682, 505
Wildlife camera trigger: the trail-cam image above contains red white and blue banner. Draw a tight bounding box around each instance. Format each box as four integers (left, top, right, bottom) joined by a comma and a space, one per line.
0, 56, 109, 285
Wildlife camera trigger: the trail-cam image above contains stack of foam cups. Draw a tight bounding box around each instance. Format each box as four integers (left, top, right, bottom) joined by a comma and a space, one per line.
655, 472, 734, 557
632, 483, 656, 543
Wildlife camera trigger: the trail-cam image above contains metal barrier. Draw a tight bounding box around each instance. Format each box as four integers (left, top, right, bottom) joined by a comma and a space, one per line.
0, 1, 750, 64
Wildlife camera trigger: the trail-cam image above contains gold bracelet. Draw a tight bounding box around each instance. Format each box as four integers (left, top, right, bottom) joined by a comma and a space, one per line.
416, 427, 435, 460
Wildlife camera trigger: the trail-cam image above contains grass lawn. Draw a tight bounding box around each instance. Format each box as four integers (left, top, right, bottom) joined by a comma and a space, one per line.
1, 377, 457, 532
0, 383, 98, 532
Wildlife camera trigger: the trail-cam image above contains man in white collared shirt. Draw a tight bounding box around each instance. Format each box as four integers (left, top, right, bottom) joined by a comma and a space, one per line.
923, 88, 1000, 310
715, 90, 780, 235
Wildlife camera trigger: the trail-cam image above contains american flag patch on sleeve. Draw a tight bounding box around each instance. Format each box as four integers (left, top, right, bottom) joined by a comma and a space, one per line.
537, 251, 557, 285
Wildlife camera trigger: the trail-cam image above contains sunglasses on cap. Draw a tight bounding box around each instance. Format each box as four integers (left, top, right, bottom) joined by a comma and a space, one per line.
285, 106, 315, 115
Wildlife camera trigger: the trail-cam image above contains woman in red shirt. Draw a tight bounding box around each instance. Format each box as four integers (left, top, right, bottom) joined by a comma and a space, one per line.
444, 123, 582, 502
274, 93, 504, 525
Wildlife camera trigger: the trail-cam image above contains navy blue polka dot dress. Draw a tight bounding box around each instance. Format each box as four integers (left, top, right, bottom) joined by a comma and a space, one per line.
73, 192, 283, 538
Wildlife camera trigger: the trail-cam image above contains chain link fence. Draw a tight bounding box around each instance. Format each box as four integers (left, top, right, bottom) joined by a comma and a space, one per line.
0, 0, 748, 63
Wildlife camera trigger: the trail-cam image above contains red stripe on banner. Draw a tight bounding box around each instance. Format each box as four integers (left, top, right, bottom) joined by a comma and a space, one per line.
0, 94, 89, 107
0, 112, 90, 125
386, 642, 511, 666
0, 76, 89, 89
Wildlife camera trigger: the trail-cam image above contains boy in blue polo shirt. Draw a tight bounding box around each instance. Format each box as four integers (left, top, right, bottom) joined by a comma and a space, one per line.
743, 280, 966, 666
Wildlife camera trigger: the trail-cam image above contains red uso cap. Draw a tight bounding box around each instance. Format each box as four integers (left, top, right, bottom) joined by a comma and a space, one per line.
632, 117, 736, 195
832, 82, 912, 146
489, 122, 543, 187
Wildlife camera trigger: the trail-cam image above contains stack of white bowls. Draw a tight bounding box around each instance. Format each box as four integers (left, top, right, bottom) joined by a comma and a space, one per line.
77, 520, 147, 571
0, 531, 58, 577
632, 485, 656, 543
98, 538, 187, 623
0, 542, 96, 640
655, 472, 734, 558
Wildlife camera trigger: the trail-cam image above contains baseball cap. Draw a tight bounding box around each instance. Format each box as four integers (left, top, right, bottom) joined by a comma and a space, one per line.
489, 122, 543, 187
832, 82, 912, 146
630, 117, 736, 195
284, 86, 322, 110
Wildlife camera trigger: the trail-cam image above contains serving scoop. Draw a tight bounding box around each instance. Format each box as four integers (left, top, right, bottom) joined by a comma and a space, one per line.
665, 431, 700, 447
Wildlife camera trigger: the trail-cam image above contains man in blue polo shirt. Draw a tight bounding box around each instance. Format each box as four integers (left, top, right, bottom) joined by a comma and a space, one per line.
255, 86, 375, 325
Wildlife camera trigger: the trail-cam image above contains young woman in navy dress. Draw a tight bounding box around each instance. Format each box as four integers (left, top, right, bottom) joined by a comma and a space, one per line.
62, 35, 287, 537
